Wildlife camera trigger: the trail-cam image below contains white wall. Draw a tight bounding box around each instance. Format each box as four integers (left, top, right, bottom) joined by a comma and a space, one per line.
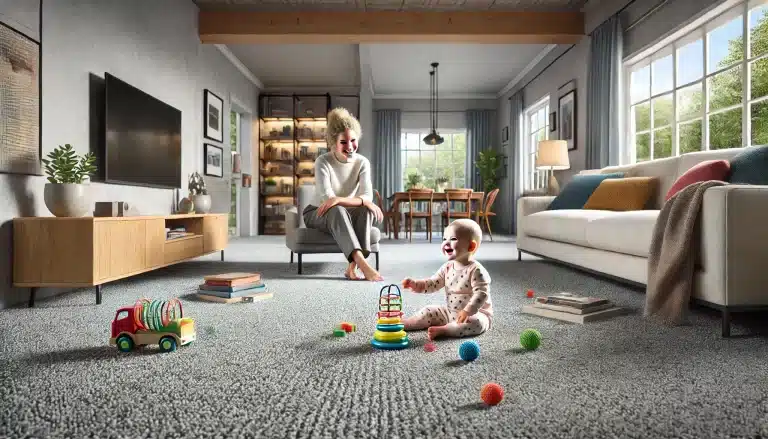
0, 0, 259, 308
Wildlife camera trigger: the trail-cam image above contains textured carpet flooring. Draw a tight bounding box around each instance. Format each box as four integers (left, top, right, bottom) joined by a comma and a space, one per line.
1, 235, 768, 438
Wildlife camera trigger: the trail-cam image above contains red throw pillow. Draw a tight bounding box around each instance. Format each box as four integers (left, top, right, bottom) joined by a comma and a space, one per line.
665, 159, 731, 201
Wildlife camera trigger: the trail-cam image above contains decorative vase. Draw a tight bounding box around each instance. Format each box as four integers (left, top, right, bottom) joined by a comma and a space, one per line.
178, 197, 194, 213
191, 194, 211, 213
436, 182, 448, 192
43, 183, 91, 217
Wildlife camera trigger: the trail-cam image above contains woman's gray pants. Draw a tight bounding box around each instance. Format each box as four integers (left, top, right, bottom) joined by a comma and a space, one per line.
303, 205, 374, 262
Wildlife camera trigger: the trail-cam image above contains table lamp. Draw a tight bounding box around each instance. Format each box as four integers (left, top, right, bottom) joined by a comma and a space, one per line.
535, 140, 570, 196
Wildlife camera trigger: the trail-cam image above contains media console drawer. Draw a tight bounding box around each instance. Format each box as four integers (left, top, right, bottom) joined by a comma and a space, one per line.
164, 236, 204, 264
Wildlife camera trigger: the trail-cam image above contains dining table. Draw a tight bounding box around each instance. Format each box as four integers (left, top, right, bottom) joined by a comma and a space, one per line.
387, 190, 485, 240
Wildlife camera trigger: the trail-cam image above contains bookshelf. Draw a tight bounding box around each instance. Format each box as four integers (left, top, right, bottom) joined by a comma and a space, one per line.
258, 93, 360, 235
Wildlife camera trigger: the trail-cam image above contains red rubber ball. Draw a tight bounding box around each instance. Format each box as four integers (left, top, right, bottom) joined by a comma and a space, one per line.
526, 290, 534, 298
480, 383, 504, 406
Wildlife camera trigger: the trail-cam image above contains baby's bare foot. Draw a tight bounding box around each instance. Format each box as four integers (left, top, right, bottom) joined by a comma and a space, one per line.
427, 325, 448, 340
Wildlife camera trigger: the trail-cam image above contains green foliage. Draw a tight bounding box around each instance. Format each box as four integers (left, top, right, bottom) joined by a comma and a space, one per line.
230, 111, 238, 152
475, 149, 502, 194
405, 171, 424, 190
188, 172, 208, 195
633, 11, 768, 160
41, 144, 97, 184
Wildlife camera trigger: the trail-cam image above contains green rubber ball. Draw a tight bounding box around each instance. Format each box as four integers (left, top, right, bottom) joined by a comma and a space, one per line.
519, 328, 541, 350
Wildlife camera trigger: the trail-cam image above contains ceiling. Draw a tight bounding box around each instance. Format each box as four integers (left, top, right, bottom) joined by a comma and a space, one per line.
366, 43, 550, 97
193, 0, 587, 11
200, 0, 580, 96
226, 44, 361, 88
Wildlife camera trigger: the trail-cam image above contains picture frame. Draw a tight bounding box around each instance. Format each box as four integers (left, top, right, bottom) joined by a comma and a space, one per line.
558, 90, 577, 151
549, 112, 557, 132
501, 126, 509, 143
204, 89, 224, 142
204, 143, 224, 177
0, 15, 42, 176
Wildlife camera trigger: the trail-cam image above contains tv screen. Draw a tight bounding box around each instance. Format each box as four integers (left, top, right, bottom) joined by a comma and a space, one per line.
104, 73, 181, 189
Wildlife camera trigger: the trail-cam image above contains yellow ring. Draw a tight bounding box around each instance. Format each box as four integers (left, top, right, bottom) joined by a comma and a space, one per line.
374, 330, 407, 342
377, 317, 401, 325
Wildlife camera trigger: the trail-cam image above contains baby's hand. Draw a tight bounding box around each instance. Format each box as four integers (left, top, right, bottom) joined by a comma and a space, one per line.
402, 278, 425, 292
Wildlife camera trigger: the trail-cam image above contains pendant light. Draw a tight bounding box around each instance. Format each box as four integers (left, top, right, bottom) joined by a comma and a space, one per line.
423, 62, 444, 145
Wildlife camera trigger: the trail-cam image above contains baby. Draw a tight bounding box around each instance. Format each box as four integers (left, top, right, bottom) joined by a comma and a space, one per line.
401, 218, 492, 340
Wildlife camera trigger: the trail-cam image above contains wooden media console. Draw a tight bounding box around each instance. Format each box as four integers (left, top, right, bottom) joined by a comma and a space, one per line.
13, 213, 228, 307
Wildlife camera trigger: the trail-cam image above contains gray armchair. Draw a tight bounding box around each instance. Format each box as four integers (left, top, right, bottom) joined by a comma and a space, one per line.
286, 185, 381, 274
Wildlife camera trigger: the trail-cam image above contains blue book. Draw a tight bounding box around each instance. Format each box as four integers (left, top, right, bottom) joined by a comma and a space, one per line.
198, 284, 268, 299
199, 282, 265, 292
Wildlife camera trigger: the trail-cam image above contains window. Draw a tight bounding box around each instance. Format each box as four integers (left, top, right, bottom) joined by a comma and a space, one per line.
401, 131, 467, 189
626, 1, 768, 163
522, 97, 549, 191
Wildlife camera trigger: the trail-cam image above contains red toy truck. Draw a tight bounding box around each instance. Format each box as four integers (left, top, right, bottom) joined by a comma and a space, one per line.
110, 298, 196, 353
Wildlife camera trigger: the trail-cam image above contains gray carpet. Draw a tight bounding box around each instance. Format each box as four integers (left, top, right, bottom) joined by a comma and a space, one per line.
2, 235, 768, 439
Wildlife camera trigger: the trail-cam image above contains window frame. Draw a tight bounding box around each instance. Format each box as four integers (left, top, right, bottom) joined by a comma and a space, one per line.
522, 96, 550, 192
400, 130, 467, 190
623, 0, 768, 164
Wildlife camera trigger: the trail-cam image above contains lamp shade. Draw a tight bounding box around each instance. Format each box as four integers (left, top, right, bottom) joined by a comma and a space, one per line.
535, 140, 570, 170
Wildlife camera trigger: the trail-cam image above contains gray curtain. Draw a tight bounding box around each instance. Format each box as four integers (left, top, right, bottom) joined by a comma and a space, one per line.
508, 91, 524, 235
586, 15, 623, 169
373, 109, 402, 201
465, 109, 496, 190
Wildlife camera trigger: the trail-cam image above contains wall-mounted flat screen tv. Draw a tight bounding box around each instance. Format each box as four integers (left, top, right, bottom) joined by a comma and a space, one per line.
104, 73, 181, 189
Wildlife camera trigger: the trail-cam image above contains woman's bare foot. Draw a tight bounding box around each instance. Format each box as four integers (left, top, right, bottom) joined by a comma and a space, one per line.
344, 262, 363, 280
352, 251, 383, 281
427, 325, 449, 340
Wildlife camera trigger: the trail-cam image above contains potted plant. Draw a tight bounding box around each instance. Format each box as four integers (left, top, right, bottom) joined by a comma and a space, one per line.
41, 144, 97, 217
188, 172, 211, 213
475, 149, 502, 194
405, 171, 424, 191
264, 178, 278, 195
435, 176, 450, 192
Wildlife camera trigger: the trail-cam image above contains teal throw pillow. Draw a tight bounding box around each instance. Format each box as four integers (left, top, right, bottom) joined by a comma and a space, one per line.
729, 145, 768, 185
547, 173, 625, 210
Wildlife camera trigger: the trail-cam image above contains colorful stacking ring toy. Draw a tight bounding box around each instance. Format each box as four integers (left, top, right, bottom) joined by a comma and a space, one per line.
371, 284, 410, 350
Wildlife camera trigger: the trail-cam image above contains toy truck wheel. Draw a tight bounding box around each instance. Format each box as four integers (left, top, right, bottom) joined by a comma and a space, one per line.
116, 335, 134, 352
158, 336, 177, 353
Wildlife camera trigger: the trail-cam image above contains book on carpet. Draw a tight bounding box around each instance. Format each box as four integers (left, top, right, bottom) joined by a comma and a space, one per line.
536, 293, 610, 309
197, 290, 273, 304
204, 272, 261, 287
532, 301, 613, 315
198, 283, 267, 298
522, 304, 627, 324
199, 282, 265, 293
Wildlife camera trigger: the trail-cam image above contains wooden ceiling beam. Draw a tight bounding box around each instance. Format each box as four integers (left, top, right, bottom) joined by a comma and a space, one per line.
198, 10, 584, 44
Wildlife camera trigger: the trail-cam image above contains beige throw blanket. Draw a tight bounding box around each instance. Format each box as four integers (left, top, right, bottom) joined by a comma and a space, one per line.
644, 180, 728, 324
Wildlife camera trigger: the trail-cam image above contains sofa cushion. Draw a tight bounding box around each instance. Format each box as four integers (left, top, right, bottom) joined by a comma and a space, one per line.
583, 177, 658, 211
584, 210, 659, 257
547, 173, 624, 210
524, 209, 617, 246
728, 145, 768, 185
665, 159, 730, 201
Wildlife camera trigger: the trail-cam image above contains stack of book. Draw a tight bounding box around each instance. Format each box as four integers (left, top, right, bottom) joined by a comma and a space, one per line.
522, 292, 625, 324
197, 272, 272, 304
166, 227, 193, 240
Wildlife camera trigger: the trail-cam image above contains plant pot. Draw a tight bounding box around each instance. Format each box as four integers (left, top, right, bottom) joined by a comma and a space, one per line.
191, 194, 211, 213
43, 183, 91, 217
178, 197, 194, 213
436, 183, 448, 192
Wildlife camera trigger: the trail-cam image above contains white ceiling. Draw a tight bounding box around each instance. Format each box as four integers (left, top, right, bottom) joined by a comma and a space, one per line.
194, 0, 587, 11
225, 44, 361, 88
365, 43, 550, 97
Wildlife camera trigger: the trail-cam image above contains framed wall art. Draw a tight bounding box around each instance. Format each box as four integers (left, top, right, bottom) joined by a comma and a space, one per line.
204, 143, 223, 177
558, 90, 577, 151
204, 89, 223, 142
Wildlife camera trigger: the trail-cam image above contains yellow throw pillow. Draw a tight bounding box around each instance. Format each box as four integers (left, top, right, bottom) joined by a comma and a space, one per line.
583, 177, 658, 211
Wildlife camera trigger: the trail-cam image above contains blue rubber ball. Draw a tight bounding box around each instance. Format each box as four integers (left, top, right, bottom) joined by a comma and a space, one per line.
458, 340, 480, 361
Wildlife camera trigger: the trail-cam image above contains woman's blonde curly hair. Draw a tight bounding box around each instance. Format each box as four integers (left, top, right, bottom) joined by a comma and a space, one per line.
326, 107, 362, 146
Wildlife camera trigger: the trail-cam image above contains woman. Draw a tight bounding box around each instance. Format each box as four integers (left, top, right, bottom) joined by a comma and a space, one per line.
303, 107, 384, 281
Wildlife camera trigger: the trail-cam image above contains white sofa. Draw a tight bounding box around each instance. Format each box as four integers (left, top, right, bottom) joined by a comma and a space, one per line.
516, 148, 768, 337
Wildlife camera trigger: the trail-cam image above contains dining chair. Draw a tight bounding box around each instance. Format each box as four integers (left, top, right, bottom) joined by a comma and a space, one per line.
441, 188, 473, 234
374, 189, 398, 239
477, 188, 499, 241
405, 188, 434, 242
